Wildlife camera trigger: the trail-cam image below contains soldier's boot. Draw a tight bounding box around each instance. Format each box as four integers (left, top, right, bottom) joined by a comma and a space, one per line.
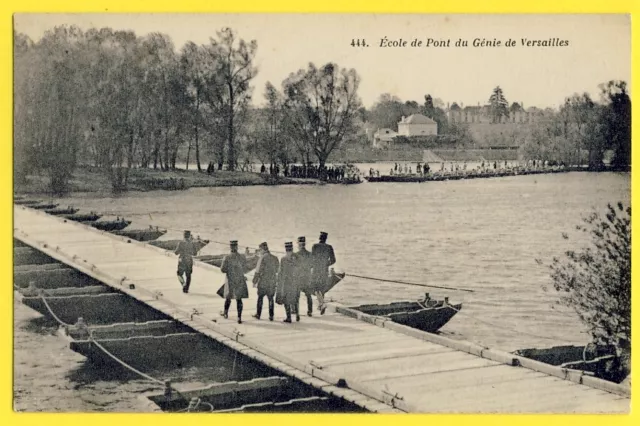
283, 305, 292, 323
237, 300, 243, 324
221, 299, 231, 319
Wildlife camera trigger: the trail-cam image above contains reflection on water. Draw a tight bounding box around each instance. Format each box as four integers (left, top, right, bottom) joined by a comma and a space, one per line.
56, 172, 630, 352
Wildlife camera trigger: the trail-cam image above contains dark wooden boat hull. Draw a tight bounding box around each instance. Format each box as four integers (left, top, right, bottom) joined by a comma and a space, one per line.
31, 203, 59, 210
15, 199, 40, 205
148, 239, 210, 252
112, 228, 167, 242
514, 345, 617, 366
352, 300, 461, 333
62, 213, 102, 222
45, 207, 79, 215
91, 220, 132, 231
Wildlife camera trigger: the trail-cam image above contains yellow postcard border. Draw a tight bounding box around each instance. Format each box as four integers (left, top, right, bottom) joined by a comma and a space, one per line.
1, 1, 637, 426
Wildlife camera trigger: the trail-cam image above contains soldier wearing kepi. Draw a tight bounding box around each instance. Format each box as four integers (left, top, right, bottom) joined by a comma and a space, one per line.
252, 242, 278, 321
276, 242, 299, 323
175, 230, 197, 293
295, 236, 314, 317
220, 240, 249, 324
310, 231, 336, 315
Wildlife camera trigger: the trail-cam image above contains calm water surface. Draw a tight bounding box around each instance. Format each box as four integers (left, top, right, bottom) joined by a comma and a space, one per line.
54, 171, 630, 351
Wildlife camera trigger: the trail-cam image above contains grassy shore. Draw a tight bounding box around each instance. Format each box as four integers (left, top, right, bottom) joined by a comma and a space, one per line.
14, 166, 322, 195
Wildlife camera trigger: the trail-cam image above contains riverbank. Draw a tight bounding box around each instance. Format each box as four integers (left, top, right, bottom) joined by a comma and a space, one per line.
14, 166, 322, 195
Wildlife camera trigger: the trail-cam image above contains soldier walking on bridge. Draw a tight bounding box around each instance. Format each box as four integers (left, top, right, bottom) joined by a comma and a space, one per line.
310, 231, 336, 315
220, 240, 249, 324
276, 242, 299, 323
176, 230, 197, 294
252, 242, 278, 321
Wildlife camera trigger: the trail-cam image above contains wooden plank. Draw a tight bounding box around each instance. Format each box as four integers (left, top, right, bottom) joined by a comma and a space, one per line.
149, 376, 289, 402
336, 354, 497, 383
14, 262, 66, 272
18, 285, 110, 297
328, 350, 495, 378
317, 344, 456, 368
411, 376, 595, 412
370, 364, 543, 395
279, 332, 416, 353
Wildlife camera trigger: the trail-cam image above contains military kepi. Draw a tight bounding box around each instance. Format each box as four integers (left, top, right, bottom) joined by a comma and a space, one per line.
184, 230, 191, 237
285, 242, 293, 250
298, 236, 306, 243
230, 240, 238, 247
320, 231, 328, 239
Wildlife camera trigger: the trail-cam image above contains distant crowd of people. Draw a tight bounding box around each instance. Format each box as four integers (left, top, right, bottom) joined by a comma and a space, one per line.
259, 163, 361, 182
175, 231, 337, 324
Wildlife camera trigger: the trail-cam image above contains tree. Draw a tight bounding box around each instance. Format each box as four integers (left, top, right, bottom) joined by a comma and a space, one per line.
488, 86, 509, 123
509, 102, 523, 113
14, 26, 85, 194
368, 93, 407, 131
422, 94, 449, 134
282, 62, 362, 168
207, 28, 258, 171
599, 81, 631, 168
541, 203, 630, 381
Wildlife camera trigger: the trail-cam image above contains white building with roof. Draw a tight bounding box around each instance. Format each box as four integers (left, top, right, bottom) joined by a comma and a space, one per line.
398, 114, 438, 136
372, 128, 398, 148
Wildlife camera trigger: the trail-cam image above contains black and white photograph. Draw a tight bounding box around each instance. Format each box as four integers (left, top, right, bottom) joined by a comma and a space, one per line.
12, 14, 631, 413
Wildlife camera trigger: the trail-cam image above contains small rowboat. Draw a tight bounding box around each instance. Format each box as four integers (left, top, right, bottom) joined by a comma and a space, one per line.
15, 199, 40, 205
351, 294, 461, 333
149, 238, 210, 253
111, 227, 167, 242
91, 219, 132, 232
513, 344, 621, 382
45, 206, 79, 215
197, 253, 260, 272
31, 203, 59, 210
62, 213, 102, 222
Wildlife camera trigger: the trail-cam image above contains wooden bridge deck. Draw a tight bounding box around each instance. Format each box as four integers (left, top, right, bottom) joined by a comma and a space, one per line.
14, 206, 630, 413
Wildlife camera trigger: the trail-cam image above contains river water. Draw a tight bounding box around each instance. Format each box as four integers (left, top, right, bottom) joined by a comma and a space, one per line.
15, 171, 630, 411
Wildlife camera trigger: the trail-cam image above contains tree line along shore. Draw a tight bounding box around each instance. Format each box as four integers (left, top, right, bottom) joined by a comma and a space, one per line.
14, 25, 630, 195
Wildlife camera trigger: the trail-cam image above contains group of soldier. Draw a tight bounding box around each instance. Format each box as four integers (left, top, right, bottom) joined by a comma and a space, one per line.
175, 230, 336, 324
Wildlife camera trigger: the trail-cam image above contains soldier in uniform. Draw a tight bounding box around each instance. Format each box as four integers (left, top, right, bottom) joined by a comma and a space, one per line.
252, 242, 278, 321
220, 240, 249, 324
310, 231, 336, 315
175, 230, 197, 293
295, 236, 314, 316
276, 242, 299, 323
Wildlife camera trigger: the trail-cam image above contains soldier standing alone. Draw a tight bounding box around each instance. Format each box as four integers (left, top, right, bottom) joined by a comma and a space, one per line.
220, 240, 249, 324
310, 231, 336, 315
252, 242, 278, 321
176, 230, 197, 293
276, 242, 299, 323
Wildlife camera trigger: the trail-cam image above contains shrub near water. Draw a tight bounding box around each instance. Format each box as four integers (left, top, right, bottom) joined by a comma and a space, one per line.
540, 202, 631, 382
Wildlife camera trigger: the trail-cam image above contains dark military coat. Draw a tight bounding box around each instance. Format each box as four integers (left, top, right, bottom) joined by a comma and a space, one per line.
252, 251, 279, 297
220, 252, 249, 299
276, 253, 298, 305
310, 242, 336, 292
295, 248, 313, 293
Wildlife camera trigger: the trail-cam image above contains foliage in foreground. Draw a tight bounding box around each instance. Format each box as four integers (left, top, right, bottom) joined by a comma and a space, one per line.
541, 202, 631, 380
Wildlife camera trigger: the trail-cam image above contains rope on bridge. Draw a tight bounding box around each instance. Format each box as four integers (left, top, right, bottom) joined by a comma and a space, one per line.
344, 273, 475, 293
444, 303, 579, 342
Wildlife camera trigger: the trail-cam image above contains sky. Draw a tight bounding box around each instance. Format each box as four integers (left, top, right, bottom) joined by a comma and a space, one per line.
14, 14, 631, 109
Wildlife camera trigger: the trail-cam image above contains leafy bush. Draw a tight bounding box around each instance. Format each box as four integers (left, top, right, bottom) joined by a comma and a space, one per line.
540, 202, 631, 380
